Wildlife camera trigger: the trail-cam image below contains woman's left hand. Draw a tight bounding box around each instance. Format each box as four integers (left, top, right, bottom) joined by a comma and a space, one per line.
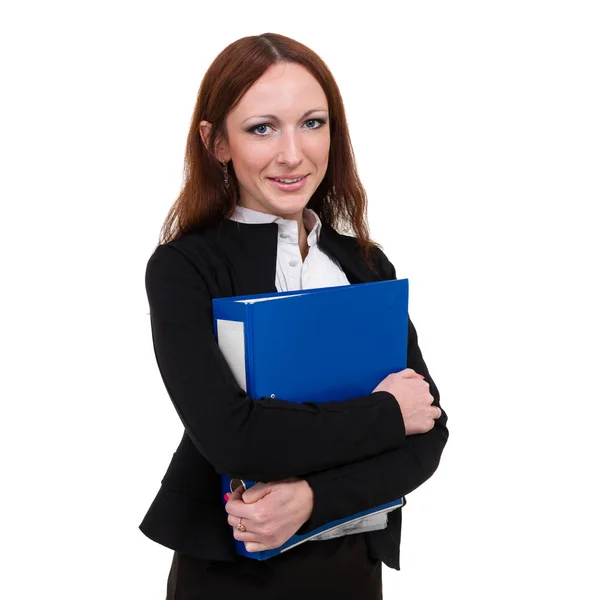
224, 477, 314, 553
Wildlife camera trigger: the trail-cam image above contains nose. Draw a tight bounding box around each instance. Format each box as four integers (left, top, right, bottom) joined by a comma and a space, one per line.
275, 128, 302, 168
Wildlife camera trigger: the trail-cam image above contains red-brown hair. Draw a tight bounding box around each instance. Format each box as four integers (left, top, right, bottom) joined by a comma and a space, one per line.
159, 32, 381, 266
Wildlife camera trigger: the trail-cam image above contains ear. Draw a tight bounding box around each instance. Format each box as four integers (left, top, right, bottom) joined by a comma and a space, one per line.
199, 120, 231, 162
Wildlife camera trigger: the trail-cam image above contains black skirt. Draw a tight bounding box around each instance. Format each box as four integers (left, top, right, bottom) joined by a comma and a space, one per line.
166, 532, 383, 600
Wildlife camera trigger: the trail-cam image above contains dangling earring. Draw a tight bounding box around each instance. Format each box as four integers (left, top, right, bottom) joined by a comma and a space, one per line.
221, 160, 229, 189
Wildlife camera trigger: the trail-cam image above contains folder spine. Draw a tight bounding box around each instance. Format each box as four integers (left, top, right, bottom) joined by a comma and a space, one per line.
245, 303, 256, 399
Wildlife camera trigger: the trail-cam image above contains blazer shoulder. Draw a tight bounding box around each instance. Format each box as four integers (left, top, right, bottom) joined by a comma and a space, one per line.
147, 222, 225, 264
145, 226, 226, 293
320, 223, 397, 281
370, 245, 396, 281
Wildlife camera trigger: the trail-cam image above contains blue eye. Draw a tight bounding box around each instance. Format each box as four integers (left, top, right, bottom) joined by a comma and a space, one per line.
251, 124, 272, 136
305, 119, 325, 129
247, 118, 327, 137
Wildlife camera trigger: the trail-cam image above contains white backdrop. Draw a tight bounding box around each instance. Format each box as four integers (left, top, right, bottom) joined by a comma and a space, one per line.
1, 1, 598, 598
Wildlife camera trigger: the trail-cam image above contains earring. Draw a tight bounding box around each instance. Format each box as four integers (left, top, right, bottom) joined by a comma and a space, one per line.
221, 160, 229, 189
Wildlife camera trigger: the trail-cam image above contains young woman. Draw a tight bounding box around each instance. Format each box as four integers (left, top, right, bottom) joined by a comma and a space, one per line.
141, 32, 448, 600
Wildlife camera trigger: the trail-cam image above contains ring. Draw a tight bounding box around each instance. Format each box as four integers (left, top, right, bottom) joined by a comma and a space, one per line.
235, 517, 247, 532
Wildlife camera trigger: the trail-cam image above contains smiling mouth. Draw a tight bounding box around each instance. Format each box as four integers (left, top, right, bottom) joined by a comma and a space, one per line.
267, 175, 307, 183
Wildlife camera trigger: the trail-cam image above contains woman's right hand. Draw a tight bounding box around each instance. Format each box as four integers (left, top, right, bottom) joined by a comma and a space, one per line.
372, 368, 441, 435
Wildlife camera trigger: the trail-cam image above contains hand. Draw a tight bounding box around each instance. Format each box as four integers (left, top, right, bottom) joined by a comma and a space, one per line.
372, 368, 441, 435
224, 477, 314, 553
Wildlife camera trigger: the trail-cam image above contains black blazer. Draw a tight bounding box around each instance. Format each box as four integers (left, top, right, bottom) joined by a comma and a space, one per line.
140, 218, 449, 570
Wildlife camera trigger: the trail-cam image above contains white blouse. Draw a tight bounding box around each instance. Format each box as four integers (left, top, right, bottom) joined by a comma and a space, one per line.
228, 205, 351, 292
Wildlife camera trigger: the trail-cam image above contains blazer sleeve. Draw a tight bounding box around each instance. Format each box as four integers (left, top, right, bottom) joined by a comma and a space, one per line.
295, 250, 449, 535
145, 243, 406, 482
296, 317, 449, 534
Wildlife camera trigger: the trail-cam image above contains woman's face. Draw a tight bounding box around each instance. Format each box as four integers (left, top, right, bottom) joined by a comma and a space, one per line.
218, 62, 330, 221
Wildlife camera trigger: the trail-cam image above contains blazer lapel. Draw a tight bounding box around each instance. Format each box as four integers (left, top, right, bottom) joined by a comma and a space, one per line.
318, 223, 383, 284
213, 218, 382, 295
214, 220, 279, 296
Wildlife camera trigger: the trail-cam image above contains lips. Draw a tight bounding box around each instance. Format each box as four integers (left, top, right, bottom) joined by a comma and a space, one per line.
267, 175, 307, 181
267, 175, 308, 192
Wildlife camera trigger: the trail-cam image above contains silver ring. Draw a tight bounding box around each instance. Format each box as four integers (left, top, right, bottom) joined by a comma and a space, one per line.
235, 517, 246, 532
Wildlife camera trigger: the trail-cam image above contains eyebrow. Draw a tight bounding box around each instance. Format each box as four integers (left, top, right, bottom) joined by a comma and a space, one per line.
242, 108, 328, 124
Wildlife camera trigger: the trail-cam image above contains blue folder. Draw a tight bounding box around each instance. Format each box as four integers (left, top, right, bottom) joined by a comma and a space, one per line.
212, 278, 409, 560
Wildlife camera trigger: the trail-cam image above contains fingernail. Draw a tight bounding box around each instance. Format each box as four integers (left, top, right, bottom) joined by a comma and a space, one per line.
223, 494, 229, 502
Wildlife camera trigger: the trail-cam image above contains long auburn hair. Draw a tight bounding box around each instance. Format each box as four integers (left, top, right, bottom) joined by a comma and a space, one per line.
159, 32, 382, 267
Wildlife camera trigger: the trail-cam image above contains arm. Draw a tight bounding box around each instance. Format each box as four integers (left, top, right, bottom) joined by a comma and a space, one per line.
146, 244, 406, 482
228, 318, 448, 539
295, 269, 449, 534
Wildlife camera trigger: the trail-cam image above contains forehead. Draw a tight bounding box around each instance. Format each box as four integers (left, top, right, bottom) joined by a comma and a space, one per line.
229, 63, 328, 120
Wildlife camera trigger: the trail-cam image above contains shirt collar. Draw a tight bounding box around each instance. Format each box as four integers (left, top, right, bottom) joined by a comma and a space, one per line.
229, 204, 322, 247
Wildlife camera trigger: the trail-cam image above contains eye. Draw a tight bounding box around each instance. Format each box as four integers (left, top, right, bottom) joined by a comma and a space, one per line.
248, 123, 274, 136
248, 118, 327, 137
304, 118, 326, 129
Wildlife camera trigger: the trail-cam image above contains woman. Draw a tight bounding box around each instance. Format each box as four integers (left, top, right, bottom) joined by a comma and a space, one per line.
141, 32, 449, 599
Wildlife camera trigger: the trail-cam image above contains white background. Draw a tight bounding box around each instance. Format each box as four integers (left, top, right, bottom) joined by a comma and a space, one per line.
1, 1, 598, 598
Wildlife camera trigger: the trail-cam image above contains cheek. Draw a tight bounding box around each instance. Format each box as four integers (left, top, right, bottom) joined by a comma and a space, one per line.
232, 147, 271, 180
308, 136, 330, 167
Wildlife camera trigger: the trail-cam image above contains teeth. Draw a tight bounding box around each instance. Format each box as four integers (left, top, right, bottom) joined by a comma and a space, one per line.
274, 177, 303, 183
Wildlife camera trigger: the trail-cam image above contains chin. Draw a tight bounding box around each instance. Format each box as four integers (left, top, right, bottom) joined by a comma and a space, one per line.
266, 197, 309, 215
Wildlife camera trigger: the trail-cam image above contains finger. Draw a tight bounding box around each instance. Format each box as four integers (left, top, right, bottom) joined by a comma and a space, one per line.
231, 484, 245, 497
228, 513, 254, 531
242, 482, 271, 504
398, 368, 425, 379
224, 484, 241, 502
224, 485, 242, 505
244, 542, 269, 553
231, 530, 270, 552
430, 405, 442, 419
225, 488, 255, 519
232, 527, 260, 542
398, 368, 417, 378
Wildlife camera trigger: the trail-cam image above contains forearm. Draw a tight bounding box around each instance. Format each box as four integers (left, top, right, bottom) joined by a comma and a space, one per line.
297, 407, 448, 534
296, 317, 448, 534
147, 244, 407, 481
